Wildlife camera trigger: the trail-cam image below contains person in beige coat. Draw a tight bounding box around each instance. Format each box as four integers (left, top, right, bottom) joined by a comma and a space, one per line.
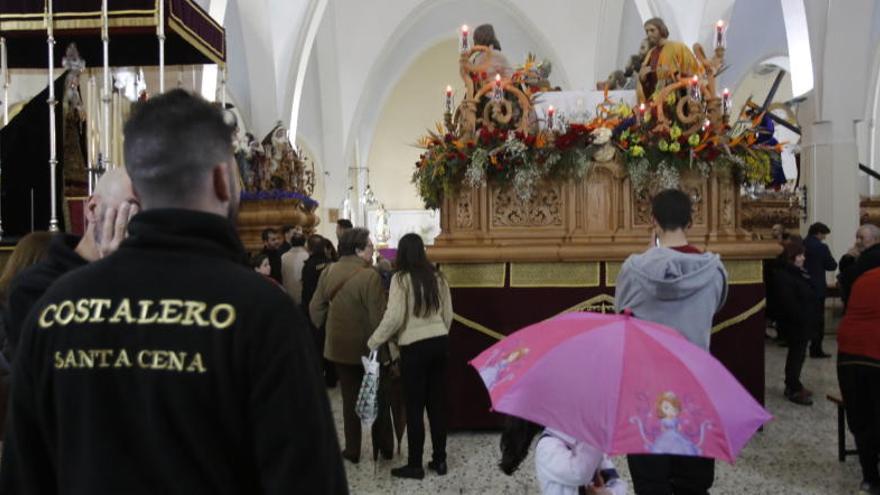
310, 228, 393, 464
368, 233, 453, 480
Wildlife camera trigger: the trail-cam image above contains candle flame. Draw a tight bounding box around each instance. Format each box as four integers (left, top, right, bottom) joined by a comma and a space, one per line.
716, 20, 724, 28
639, 103, 646, 111
495, 74, 501, 82
462, 24, 468, 33
691, 75, 699, 84
446, 85, 453, 94
548, 105, 554, 113
723, 87, 730, 96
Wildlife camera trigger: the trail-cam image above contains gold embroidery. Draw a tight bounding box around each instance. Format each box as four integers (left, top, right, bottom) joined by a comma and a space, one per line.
725, 260, 764, 285
441, 263, 507, 288
509, 262, 601, 288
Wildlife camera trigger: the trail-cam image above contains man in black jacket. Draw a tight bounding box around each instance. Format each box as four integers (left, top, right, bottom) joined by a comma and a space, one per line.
803, 222, 837, 358
0, 90, 347, 494
3, 168, 137, 359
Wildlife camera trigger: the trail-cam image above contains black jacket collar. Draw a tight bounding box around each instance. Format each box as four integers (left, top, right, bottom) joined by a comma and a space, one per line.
46, 233, 88, 272
123, 209, 247, 264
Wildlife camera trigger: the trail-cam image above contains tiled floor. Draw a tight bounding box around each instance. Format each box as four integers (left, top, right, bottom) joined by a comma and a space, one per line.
336, 333, 864, 494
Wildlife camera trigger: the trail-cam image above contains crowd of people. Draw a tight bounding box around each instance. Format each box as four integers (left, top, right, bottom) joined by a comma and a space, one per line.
764, 221, 880, 494
0, 88, 877, 495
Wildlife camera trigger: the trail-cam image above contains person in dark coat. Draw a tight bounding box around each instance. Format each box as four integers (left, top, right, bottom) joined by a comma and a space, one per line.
260, 227, 284, 283
0, 90, 347, 494
301, 234, 338, 387
803, 222, 837, 358
773, 235, 815, 405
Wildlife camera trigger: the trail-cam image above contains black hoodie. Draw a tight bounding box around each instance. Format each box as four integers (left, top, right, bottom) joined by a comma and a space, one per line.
4, 234, 87, 359
0, 209, 348, 495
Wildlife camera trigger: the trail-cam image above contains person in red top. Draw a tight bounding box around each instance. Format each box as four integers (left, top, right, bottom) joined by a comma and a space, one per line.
837, 266, 880, 495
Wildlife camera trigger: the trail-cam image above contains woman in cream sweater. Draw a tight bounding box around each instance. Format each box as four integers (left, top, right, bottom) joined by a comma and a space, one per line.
368, 233, 453, 480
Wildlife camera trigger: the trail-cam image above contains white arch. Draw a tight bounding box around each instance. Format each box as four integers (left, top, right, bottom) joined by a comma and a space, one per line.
780, 0, 813, 98
341, 0, 571, 177
287, 0, 328, 143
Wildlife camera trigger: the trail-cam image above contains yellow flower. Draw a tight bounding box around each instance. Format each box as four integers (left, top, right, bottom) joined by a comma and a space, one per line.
669, 125, 682, 140
630, 145, 645, 157
669, 142, 681, 153
688, 133, 701, 146
666, 92, 677, 106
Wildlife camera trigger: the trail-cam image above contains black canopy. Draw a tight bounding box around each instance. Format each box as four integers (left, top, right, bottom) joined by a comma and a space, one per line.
0, 0, 225, 68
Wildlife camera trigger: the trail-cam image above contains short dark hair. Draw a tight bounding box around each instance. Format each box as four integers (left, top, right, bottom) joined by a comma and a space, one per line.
338, 228, 371, 256
290, 234, 306, 247
651, 189, 692, 231
261, 228, 279, 242
124, 89, 234, 207
336, 219, 353, 229
781, 235, 805, 263
808, 222, 831, 237
282, 224, 295, 234
250, 253, 268, 269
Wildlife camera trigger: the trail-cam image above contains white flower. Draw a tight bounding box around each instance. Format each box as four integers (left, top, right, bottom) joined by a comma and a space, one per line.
591, 127, 612, 145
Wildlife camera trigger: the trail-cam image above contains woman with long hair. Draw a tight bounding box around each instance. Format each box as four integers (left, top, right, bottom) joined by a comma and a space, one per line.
0, 232, 54, 303
499, 416, 627, 495
368, 233, 452, 479
0, 231, 53, 436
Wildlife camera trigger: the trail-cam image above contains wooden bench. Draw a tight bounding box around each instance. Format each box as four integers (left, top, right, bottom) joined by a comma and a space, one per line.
827, 394, 859, 462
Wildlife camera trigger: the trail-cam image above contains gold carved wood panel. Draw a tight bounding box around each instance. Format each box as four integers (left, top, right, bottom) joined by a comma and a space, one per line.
491, 183, 564, 228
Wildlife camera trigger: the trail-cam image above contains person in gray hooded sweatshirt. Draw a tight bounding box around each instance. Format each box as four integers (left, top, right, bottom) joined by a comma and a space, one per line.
615, 188, 728, 495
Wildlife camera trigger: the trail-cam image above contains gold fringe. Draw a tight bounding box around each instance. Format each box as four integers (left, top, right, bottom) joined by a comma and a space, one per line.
453, 313, 506, 341
711, 299, 765, 334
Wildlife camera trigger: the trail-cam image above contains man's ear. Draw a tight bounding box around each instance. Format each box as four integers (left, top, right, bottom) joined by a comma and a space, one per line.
85, 195, 99, 225
212, 163, 231, 202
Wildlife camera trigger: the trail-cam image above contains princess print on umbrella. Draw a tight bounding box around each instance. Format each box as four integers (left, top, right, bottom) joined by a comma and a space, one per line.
630, 391, 712, 456
478, 346, 530, 391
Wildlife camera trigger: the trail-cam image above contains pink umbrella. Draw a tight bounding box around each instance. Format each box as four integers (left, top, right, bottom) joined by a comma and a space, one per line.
470, 311, 771, 462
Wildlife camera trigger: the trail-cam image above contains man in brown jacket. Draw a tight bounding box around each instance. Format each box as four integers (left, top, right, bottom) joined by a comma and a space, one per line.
310, 228, 394, 463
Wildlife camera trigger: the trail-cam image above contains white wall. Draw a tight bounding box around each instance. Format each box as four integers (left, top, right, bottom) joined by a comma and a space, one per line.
366, 39, 459, 211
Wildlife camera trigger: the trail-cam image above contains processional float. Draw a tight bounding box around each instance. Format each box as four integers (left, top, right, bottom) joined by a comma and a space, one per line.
415, 22, 788, 429
0, 0, 226, 238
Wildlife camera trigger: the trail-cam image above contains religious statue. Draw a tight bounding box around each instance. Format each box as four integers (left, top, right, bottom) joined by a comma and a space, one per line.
637, 17, 703, 102
472, 24, 513, 80
61, 43, 89, 196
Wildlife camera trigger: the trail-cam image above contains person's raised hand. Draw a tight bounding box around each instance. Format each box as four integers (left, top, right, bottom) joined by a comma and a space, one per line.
98, 201, 139, 258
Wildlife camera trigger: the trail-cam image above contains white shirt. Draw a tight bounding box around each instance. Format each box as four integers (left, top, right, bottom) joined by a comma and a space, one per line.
535, 429, 627, 495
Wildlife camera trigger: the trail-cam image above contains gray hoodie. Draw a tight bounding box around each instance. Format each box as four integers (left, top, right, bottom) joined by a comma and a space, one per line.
614, 247, 728, 350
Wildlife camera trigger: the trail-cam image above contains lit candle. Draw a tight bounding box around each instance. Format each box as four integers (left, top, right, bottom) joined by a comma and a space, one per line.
638, 102, 646, 123
690, 75, 701, 102
445, 85, 454, 113
715, 20, 726, 49
493, 73, 503, 101
702, 118, 711, 132
722, 87, 731, 116
460, 24, 469, 53
547, 105, 555, 130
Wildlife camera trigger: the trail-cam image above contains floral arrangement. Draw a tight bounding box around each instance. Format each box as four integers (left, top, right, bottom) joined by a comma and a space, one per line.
239, 189, 319, 208
613, 93, 778, 192
413, 92, 780, 209
413, 122, 612, 209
